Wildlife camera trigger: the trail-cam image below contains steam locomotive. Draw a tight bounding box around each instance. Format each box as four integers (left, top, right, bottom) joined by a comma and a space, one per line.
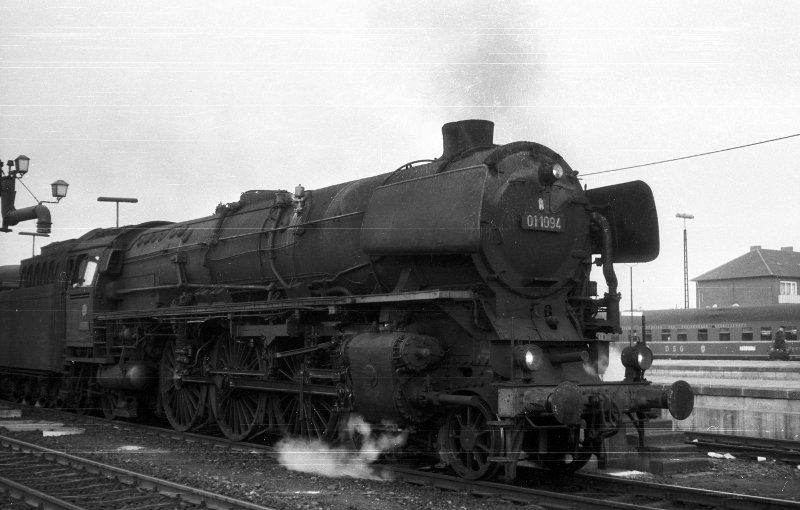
0, 120, 693, 480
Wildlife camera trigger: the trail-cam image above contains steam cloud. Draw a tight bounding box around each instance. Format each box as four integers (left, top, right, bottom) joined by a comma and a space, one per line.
276, 415, 408, 480
603, 342, 626, 380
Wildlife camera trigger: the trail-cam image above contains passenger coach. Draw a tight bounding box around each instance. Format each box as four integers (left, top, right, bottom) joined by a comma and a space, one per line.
621, 305, 800, 359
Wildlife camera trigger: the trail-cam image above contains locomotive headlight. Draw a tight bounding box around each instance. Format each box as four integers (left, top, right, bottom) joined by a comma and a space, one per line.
538, 161, 565, 186
515, 345, 544, 371
621, 344, 654, 371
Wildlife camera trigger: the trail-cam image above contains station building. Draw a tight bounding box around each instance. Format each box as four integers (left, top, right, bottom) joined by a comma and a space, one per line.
692, 245, 800, 308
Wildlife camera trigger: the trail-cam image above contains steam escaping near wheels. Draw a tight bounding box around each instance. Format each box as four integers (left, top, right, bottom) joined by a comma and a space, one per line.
275, 414, 408, 480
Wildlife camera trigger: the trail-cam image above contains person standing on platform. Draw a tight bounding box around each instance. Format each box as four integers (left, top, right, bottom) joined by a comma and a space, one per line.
769, 326, 789, 360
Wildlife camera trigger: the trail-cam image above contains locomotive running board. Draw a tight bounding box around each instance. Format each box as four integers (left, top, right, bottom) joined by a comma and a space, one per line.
94, 289, 478, 321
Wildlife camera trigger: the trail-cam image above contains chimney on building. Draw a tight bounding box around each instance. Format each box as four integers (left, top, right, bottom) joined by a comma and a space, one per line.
750, 245, 761, 252
780, 246, 794, 253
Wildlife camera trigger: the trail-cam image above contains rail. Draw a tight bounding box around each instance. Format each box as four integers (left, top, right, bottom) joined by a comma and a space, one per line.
0, 433, 276, 510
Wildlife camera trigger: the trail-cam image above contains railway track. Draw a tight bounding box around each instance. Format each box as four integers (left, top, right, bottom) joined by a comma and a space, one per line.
385, 464, 800, 509
2, 402, 799, 509
0, 433, 274, 510
686, 431, 800, 464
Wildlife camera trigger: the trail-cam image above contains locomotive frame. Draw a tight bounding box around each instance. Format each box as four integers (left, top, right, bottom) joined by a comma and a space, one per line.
0, 120, 694, 481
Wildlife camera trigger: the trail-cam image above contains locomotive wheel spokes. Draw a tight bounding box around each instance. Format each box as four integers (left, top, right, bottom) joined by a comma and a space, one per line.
441, 401, 502, 480
273, 392, 342, 442
209, 334, 267, 441
159, 339, 207, 431
270, 351, 343, 442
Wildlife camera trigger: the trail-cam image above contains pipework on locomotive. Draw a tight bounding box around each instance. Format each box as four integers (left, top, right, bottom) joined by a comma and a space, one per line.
0, 120, 694, 480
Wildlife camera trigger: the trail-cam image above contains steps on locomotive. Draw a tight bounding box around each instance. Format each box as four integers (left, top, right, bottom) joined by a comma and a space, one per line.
604, 418, 710, 475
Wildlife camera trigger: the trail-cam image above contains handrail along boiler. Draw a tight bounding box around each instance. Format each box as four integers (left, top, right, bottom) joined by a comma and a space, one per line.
0, 120, 693, 480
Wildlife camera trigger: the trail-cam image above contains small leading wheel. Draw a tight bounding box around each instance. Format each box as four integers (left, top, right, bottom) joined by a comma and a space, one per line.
159, 339, 207, 431
209, 333, 267, 441
537, 428, 592, 473
441, 400, 502, 480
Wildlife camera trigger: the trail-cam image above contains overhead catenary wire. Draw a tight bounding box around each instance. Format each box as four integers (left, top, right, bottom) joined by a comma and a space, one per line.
583, 133, 800, 176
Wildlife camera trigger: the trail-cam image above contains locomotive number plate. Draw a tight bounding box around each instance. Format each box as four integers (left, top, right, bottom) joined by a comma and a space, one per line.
521, 213, 564, 232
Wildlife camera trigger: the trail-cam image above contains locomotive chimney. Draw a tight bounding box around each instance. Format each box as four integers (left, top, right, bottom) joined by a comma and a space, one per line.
441, 120, 494, 159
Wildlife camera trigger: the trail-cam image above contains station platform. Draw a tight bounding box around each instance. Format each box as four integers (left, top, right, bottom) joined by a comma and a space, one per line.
645, 359, 800, 442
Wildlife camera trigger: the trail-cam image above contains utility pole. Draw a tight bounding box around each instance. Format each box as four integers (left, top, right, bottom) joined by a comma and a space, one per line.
675, 213, 694, 309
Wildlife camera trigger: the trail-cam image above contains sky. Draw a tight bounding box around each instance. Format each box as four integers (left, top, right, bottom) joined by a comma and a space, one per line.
1, 1, 798, 311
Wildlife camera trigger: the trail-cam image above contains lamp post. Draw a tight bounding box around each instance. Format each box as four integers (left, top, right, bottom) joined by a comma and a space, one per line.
1, 155, 68, 233
675, 213, 694, 309
629, 265, 635, 341
97, 196, 138, 228
19, 231, 50, 257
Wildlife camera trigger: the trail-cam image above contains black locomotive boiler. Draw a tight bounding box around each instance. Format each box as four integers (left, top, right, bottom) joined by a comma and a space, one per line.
0, 120, 693, 480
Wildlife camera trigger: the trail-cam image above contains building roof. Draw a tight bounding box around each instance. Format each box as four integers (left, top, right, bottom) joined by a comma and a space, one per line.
694, 246, 800, 281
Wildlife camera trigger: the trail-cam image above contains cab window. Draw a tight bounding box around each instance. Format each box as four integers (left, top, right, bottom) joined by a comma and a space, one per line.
72, 255, 99, 287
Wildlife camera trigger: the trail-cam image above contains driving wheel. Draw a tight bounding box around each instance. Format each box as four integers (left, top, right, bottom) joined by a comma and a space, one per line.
270, 352, 342, 442
537, 428, 592, 473
209, 333, 267, 441
159, 339, 207, 431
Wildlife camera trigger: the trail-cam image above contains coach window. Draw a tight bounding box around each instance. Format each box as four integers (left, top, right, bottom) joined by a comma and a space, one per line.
661, 329, 671, 342
719, 328, 731, 341
742, 327, 753, 341
677, 329, 688, 342
784, 326, 798, 341
644, 329, 652, 342
697, 328, 708, 341
760, 327, 772, 340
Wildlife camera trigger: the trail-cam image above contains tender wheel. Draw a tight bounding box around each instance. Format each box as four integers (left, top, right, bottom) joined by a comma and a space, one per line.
440, 400, 502, 480
159, 339, 207, 431
72, 364, 93, 415
58, 363, 90, 413
209, 333, 267, 441
5, 378, 21, 403
20, 378, 35, 405
100, 389, 119, 420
